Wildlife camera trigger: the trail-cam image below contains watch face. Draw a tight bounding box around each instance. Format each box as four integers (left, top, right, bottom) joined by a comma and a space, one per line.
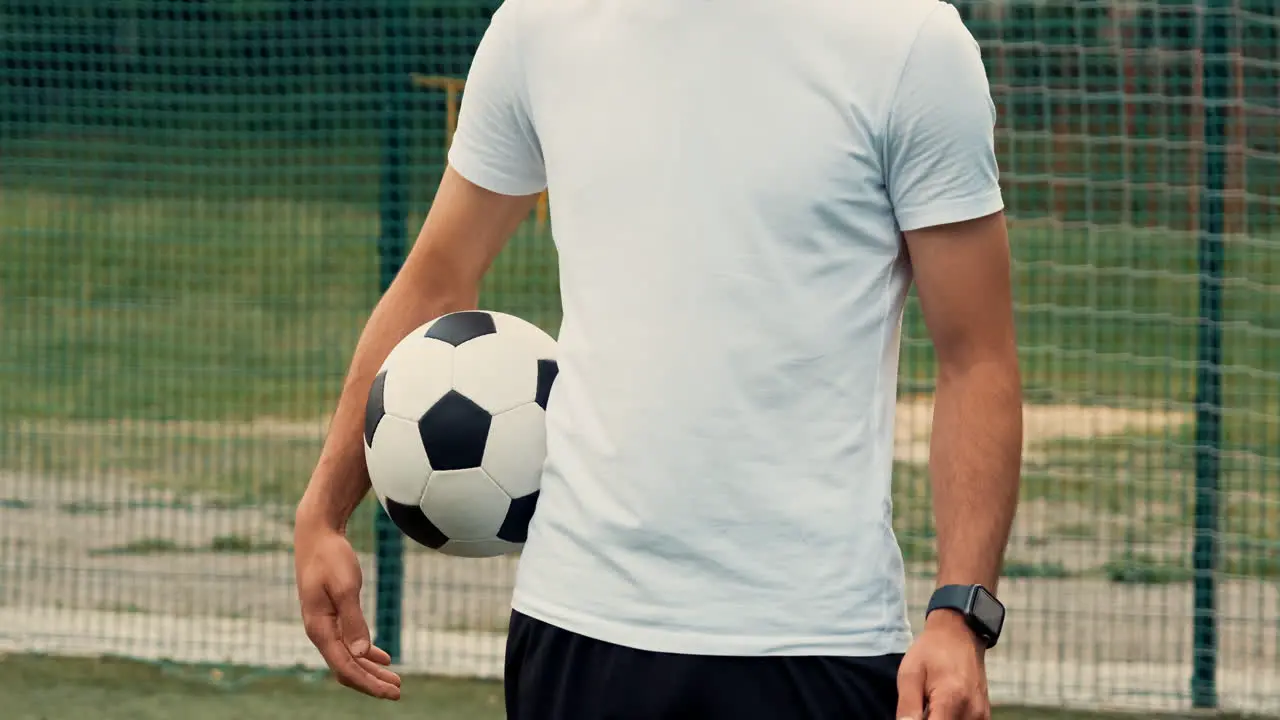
970, 587, 1005, 637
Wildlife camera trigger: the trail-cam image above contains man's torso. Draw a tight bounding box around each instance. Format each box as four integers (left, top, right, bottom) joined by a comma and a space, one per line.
467, 0, 962, 656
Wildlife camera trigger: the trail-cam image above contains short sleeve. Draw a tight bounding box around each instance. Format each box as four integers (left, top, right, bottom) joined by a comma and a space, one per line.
447, 2, 547, 196
884, 4, 1004, 232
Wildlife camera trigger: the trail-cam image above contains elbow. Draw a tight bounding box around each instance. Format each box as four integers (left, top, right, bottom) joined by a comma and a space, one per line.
389, 255, 482, 310
934, 342, 1022, 397
933, 346, 1024, 449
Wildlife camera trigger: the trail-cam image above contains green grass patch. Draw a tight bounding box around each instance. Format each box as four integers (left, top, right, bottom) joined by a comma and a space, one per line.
1101, 544, 1280, 584
898, 533, 938, 564
901, 419, 1280, 579
0, 654, 1254, 720
2, 424, 326, 502
208, 534, 293, 554
1019, 421, 1280, 579
1002, 561, 1073, 579
1103, 552, 1197, 585
89, 538, 184, 556
892, 462, 935, 540
1050, 522, 1099, 540
2, 654, 503, 720
59, 500, 116, 515
1222, 552, 1280, 579
89, 534, 291, 557
902, 223, 1280, 410
1029, 424, 1280, 546
4, 187, 1277, 424
0, 188, 559, 423
0, 419, 388, 555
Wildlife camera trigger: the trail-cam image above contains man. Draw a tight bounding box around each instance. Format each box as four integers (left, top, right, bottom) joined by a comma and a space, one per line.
293, 0, 1023, 718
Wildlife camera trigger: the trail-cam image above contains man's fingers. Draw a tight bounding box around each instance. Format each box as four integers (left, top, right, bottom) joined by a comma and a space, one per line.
896, 661, 927, 720
305, 616, 399, 700
961, 688, 990, 720
365, 644, 393, 666
925, 684, 970, 720
294, 532, 393, 698
316, 635, 401, 700
356, 656, 402, 687
332, 586, 373, 658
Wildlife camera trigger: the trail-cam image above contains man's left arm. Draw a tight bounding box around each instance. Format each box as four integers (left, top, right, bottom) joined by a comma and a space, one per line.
881, 5, 1023, 720
909, 209, 1023, 609
894, 211, 1023, 720
898, 210, 1023, 720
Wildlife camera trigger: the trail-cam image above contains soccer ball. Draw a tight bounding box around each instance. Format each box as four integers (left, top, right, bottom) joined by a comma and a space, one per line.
363, 310, 557, 558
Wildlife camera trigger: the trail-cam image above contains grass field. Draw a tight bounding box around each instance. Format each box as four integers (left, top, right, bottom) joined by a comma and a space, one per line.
1, 186, 1276, 563
1, 186, 1277, 423
2, 654, 1260, 720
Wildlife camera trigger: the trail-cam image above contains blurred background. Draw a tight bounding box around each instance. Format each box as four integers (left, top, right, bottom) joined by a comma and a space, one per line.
0, 0, 1277, 717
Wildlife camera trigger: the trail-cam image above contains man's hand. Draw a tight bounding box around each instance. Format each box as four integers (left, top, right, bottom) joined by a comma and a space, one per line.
895, 611, 990, 720
295, 520, 402, 700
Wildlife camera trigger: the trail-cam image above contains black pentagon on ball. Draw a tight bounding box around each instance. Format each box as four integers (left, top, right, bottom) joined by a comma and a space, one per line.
384, 497, 448, 549
418, 390, 492, 471
497, 491, 539, 544
535, 359, 558, 410
364, 370, 388, 446
424, 310, 497, 347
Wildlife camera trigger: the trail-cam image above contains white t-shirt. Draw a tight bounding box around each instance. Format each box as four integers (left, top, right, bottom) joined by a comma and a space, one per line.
448, 0, 1003, 657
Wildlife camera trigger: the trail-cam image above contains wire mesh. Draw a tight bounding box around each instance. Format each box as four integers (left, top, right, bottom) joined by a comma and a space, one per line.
0, 0, 1276, 713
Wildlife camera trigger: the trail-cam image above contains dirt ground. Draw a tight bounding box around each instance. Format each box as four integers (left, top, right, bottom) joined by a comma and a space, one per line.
891, 397, 1191, 463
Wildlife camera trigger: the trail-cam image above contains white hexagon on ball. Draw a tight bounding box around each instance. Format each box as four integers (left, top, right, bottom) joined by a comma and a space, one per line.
380, 333, 455, 421
482, 402, 547, 499
490, 312, 558, 355
421, 468, 511, 542
453, 337, 543, 415
365, 415, 431, 507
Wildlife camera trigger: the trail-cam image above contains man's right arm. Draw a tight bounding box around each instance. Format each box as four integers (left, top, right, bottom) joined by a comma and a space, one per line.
291, 170, 539, 701
296, 169, 540, 533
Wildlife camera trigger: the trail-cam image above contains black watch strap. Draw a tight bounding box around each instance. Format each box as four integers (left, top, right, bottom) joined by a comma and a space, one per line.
926, 584, 1003, 648
926, 584, 975, 616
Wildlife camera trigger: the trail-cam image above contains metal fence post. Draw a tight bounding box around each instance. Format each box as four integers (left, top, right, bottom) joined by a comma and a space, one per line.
373, 0, 410, 663
1192, 0, 1230, 709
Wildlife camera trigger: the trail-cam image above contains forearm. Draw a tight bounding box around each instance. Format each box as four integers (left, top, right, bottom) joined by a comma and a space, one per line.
298, 278, 478, 532
929, 357, 1023, 593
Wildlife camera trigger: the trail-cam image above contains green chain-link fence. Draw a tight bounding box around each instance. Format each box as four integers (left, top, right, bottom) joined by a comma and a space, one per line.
1, 0, 1277, 714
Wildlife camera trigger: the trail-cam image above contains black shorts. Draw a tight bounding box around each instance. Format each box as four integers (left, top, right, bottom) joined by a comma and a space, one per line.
504, 610, 903, 720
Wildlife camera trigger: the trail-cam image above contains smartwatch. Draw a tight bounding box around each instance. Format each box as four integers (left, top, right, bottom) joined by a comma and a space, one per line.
926, 584, 1005, 649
